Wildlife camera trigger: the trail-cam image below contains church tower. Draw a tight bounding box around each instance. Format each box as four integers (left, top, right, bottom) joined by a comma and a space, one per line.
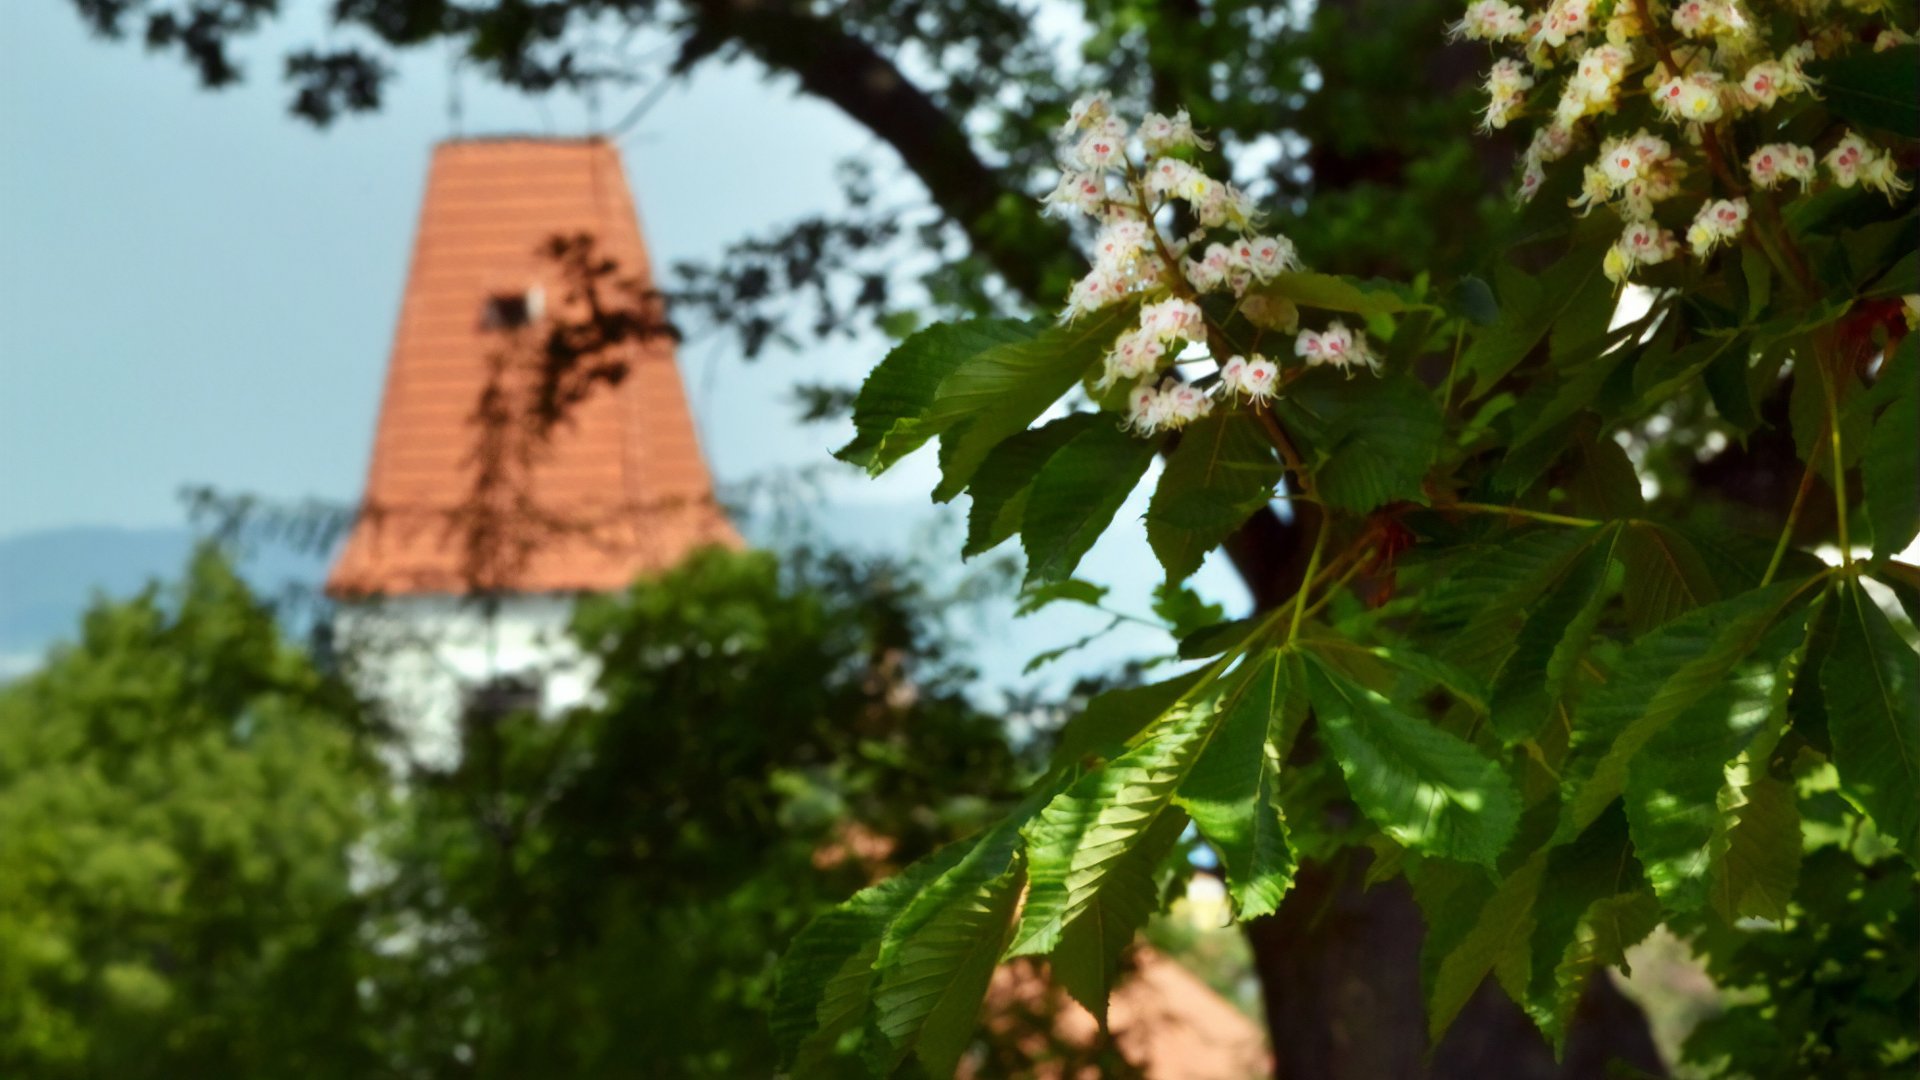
327, 138, 738, 766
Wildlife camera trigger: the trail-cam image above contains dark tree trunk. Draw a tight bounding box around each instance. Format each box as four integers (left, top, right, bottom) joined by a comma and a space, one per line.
1243, 848, 1666, 1079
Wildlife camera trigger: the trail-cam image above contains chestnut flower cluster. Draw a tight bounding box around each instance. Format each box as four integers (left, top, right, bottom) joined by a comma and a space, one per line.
1458, 0, 1915, 285
1049, 94, 1381, 437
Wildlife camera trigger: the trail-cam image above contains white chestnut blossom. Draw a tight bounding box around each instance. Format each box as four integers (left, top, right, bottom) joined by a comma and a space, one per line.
1295, 321, 1380, 377
1671, 0, 1755, 42
1604, 221, 1682, 284
1140, 297, 1208, 344
1747, 143, 1818, 189
1043, 171, 1110, 217
1125, 381, 1174, 434
1875, 28, 1917, 50
1167, 383, 1214, 425
1654, 70, 1731, 125
1100, 329, 1169, 388
1218, 355, 1281, 403
1475, 0, 1908, 283
1125, 380, 1210, 435
1574, 130, 1683, 220
1451, 0, 1528, 42
1184, 242, 1237, 292
1146, 156, 1199, 198
1737, 59, 1807, 111
1531, 0, 1596, 52
1554, 45, 1631, 127
1075, 129, 1127, 172
1686, 198, 1750, 257
1826, 132, 1913, 199
1065, 269, 1129, 319
1060, 93, 1114, 137
1140, 109, 1212, 154
1485, 58, 1536, 130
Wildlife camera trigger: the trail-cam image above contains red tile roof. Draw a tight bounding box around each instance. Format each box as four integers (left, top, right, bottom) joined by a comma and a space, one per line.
327, 138, 739, 597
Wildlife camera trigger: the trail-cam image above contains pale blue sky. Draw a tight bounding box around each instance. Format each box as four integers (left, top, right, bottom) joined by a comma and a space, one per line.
0, 1, 920, 537
0, 2, 1247, 685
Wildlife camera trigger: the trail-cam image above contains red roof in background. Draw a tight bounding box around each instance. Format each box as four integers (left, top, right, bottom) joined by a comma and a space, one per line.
327, 138, 739, 598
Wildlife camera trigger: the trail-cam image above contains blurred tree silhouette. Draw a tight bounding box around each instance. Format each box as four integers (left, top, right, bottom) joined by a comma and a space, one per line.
0, 548, 382, 1078
0, 545, 1068, 1076
363, 546, 1033, 1077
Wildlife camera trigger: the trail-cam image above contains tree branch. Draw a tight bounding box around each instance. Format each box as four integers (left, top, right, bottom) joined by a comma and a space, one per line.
680, 0, 1069, 304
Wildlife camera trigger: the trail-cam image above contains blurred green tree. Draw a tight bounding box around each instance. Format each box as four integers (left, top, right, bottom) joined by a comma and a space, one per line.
362, 545, 1033, 1077
0, 544, 1068, 1076
0, 548, 382, 1079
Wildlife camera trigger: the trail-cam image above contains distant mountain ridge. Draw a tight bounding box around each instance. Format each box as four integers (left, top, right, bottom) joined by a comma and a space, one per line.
0, 526, 333, 674
0, 502, 1227, 691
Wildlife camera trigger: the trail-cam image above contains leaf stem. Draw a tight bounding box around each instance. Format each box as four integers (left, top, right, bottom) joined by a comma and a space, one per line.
1816, 346, 1854, 569
1297, 549, 1372, 625
1433, 322, 1466, 467
1441, 501, 1602, 528
1762, 436, 1822, 587
1289, 517, 1331, 642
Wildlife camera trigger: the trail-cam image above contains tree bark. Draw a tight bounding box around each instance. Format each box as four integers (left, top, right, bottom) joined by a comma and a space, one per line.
1244, 848, 1666, 1079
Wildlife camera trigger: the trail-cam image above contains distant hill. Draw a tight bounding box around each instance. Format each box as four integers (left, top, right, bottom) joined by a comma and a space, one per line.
0, 526, 332, 676
0, 502, 1237, 691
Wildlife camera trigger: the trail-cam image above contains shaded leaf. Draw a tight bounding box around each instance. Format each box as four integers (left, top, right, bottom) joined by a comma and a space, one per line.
1262, 271, 1432, 315
1618, 522, 1723, 633
964, 413, 1102, 558
1464, 249, 1611, 394
1810, 46, 1920, 138
838, 318, 1035, 473
1276, 372, 1441, 513
1864, 336, 1919, 561
1710, 771, 1801, 922
1624, 659, 1783, 911
1490, 532, 1620, 743
1020, 422, 1156, 584
931, 303, 1136, 500
1523, 804, 1650, 1048
1147, 412, 1281, 582
1428, 853, 1545, 1044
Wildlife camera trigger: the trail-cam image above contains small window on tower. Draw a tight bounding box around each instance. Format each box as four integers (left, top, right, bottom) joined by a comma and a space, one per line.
481, 286, 544, 330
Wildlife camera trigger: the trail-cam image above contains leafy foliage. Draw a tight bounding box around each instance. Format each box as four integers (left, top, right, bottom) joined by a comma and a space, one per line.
785, 22, 1920, 1071
0, 550, 382, 1079
0, 547, 1057, 1079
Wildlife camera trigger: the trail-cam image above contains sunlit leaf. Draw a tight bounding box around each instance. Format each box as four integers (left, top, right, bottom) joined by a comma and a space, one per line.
1175, 650, 1298, 919
1301, 651, 1519, 867
1821, 579, 1920, 854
